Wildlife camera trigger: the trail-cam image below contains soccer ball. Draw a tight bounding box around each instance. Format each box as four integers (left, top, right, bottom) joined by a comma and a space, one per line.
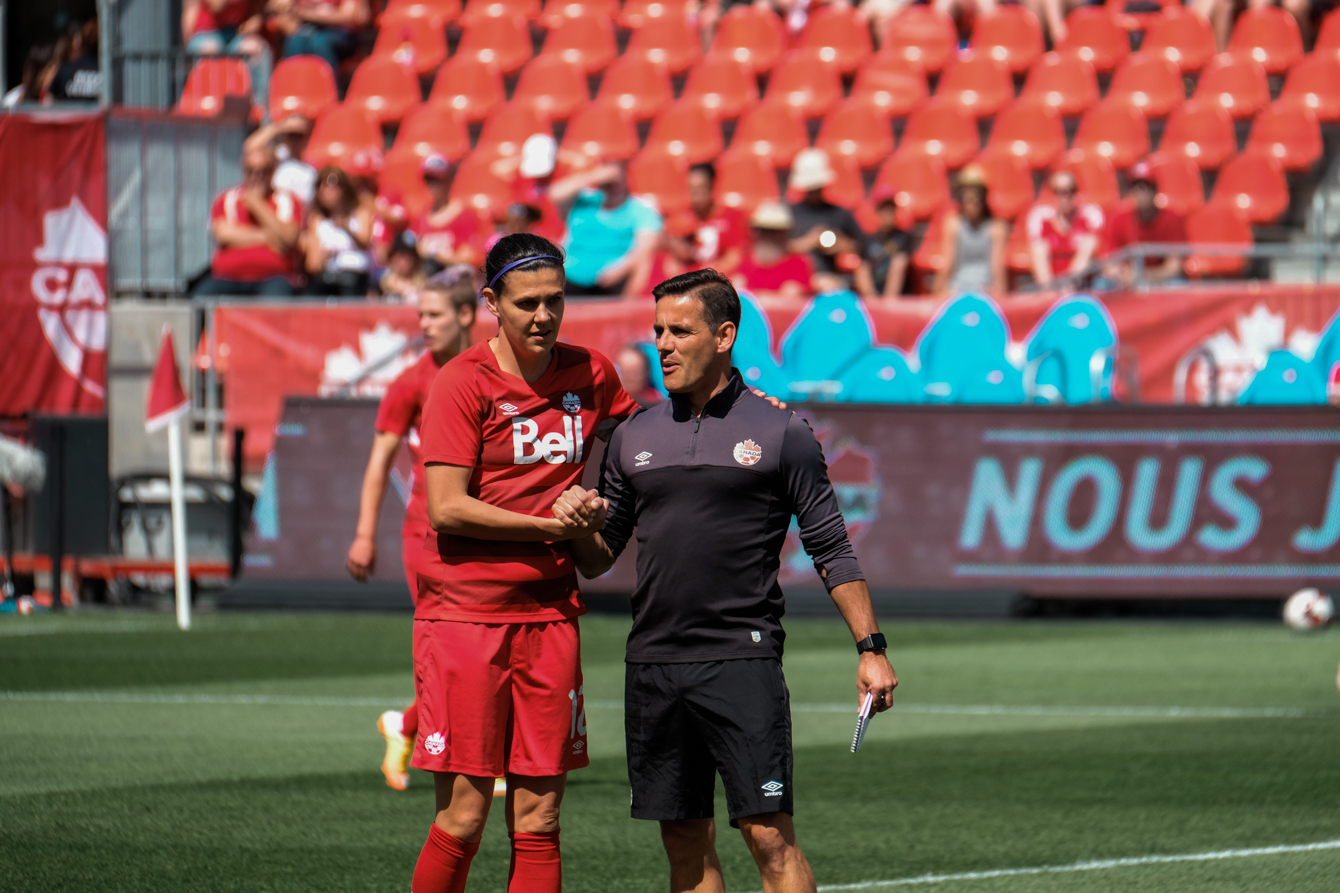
1282, 588, 1334, 631
16, 595, 34, 615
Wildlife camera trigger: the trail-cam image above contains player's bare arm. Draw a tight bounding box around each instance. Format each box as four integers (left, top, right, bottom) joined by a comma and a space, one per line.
550, 487, 617, 579
346, 430, 402, 581
426, 463, 594, 541
828, 578, 898, 712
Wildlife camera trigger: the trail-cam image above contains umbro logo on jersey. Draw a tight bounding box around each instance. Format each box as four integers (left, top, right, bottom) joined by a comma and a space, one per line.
762, 780, 784, 796
563, 391, 582, 413
424, 732, 446, 755
635, 451, 652, 466
499, 402, 520, 416
734, 439, 763, 466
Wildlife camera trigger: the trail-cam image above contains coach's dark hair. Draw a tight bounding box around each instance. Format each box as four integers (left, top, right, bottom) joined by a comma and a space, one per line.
688, 162, 716, 186
652, 269, 741, 334
483, 233, 565, 296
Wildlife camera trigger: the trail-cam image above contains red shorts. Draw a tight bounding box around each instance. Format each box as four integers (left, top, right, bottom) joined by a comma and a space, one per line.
411, 618, 589, 777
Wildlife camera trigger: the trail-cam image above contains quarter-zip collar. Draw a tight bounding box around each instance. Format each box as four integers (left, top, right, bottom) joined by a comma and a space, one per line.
669, 368, 748, 423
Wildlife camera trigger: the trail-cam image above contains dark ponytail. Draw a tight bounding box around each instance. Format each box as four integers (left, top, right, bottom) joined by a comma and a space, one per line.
483, 233, 566, 296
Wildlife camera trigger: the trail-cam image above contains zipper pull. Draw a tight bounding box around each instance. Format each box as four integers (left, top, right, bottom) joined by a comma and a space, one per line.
693, 415, 701, 433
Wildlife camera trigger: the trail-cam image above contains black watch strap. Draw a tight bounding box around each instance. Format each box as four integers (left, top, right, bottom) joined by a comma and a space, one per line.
856, 633, 887, 654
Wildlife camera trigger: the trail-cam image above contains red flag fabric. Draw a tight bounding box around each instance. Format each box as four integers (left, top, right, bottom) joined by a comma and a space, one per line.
146, 330, 191, 432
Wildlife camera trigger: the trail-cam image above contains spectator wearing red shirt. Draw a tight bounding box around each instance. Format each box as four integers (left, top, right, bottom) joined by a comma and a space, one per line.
734, 201, 814, 298
654, 163, 748, 284
1103, 161, 1187, 289
182, 0, 271, 115
413, 154, 489, 275
195, 145, 303, 296
1026, 170, 1104, 288
490, 134, 566, 244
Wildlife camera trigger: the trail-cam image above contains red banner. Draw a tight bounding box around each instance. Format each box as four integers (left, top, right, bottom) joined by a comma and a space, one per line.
0, 112, 107, 415
216, 284, 1340, 469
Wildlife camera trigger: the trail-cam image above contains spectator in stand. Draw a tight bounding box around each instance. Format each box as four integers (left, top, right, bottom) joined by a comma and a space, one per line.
413, 154, 489, 274
1195, 0, 1312, 51
486, 202, 544, 251
735, 201, 815, 298
934, 165, 1008, 297
246, 114, 318, 204
48, 19, 102, 102
196, 144, 303, 296
861, 185, 912, 300
302, 164, 375, 296
655, 162, 749, 283
379, 231, 428, 301
182, 0, 272, 116
615, 344, 665, 407
490, 134, 566, 243
1101, 160, 1187, 289
372, 190, 412, 268
1022, 0, 1086, 45
551, 160, 663, 296
1027, 170, 1104, 289
2, 44, 55, 107
787, 148, 869, 293
268, 0, 370, 74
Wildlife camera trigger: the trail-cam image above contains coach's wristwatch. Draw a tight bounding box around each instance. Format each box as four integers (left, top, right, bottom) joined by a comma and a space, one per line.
855, 633, 887, 655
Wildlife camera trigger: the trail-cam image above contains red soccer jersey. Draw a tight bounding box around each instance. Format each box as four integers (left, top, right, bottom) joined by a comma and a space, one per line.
376, 351, 445, 531
1025, 202, 1105, 276
736, 252, 813, 294
417, 340, 639, 622
665, 205, 749, 267
414, 203, 488, 266
1105, 204, 1187, 267
209, 186, 303, 282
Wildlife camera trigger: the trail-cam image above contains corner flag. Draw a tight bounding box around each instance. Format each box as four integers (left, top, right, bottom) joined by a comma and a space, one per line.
146, 331, 191, 432
145, 327, 193, 630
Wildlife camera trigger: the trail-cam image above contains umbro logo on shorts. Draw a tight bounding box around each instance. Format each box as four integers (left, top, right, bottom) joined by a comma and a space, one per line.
573, 739, 585, 753
424, 732, 446, 755
635, 451, 652, 466
762, 780, 784, 797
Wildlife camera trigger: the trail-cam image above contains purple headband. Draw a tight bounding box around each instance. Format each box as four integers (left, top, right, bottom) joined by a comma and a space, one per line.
487, 255, 560, 291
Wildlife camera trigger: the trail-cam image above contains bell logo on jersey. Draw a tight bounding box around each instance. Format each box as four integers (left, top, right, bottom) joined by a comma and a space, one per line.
513, 415, 585, 465
734, 439, 762, 466
563, 391, 582, 413
424, 732, 446, 755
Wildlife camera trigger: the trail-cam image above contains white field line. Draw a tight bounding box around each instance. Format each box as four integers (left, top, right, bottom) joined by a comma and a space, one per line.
0, 691, 1331, 719
752, 838, 1340, 892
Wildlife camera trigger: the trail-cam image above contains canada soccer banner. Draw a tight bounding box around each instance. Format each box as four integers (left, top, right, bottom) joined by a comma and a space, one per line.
0, 112, 108, 415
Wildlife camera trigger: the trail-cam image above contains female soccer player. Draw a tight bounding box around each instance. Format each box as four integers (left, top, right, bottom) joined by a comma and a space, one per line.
343, 267, 476, 791
410, 233, 639, 893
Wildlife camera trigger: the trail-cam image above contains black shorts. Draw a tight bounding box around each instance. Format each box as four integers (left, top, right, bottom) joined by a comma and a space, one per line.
625, 659, 793, 827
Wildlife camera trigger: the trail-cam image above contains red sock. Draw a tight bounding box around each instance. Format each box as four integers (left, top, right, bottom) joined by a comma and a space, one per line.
401, 700, 419, 741
412, 824, 478, 893
508, 830, 561, 893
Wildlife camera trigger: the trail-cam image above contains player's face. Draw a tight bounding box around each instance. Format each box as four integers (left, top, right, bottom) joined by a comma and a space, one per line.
420, 291, 475, 355
655, 294, 735, 395
486, 267, 565, 358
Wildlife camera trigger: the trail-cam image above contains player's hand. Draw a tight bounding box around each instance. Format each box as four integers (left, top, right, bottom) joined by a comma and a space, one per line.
858, 651, 897, 714
346, 535, 376, 581
750, 388, 787, 409
551, 486, 605, 530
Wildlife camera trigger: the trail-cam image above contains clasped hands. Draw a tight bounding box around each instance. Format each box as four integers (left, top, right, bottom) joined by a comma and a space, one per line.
549, 486, 608, 540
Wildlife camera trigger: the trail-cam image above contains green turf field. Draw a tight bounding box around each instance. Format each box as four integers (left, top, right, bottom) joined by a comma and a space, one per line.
2, 612, 1338, 892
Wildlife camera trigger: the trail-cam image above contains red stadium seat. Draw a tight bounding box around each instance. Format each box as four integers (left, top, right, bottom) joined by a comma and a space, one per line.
799, 4, 874, 75
512, 54, 588, 121
379, 152, 433, 220
538, 0, 616, 29
627, 13, 701, 74
821, 152, 867, 210
457, 13, 532, 74
618, 0, 692, 30
629, 145, 690, 216
1210, 151, 1289, 224
562, 100, 641, 162
597, 53, 674, 121
971, 5, 1045, 74
345, 56, 421, 125
383, 0, 461, 26
733, 99, 810, 169
851, 52, 928, 118
682, 54, 758, 120
900, 97, 981, 169
304, 105, 384, 171
1004, 214, 1032, 274
1280, 54, 1340, 124
1057, 7, 1128, 73
372, 14, 448, 75
450, 151, 515, 213
1246, 100, 1323, 173
874, 149, 951, 221
715, 149, 780, 212
882, 5, 957, 74
1228, 6, 1303, 75
477, 102, 551, 159
1145, 150, 1204, 216
766, 50, 843, 119
1184, 203, 1251, 278
1107, 52, 1185, 119
645, 100, 724, 165
177, 58, 250, 117
1318, 9, 1340, 55
972, 147, 1035, 220
816, 96, 894, 169
1161, 99, 1235, 170
712, 5, 785, 74
985, 97, 1066, 170
1142, 8, 1217, 74
269, 55, 337, 121
460, 0, 539, 25
1022, 51, 1099, 117
936, 51, 1015, 118
428, 55, 504, 122
390, 103, 471, 163
1053, 148, 1120, 209
1193, 53, 1270, 120
542, 14, 617, 73
1073, 98, 1150, 169
913, 210, 948, 277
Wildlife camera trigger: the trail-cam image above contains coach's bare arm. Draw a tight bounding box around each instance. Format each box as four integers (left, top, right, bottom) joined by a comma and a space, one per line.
426, 465, 604, 542
827, 577, 899, 713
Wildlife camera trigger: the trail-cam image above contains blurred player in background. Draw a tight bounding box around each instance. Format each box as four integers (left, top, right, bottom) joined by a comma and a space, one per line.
344, 266, 476, 791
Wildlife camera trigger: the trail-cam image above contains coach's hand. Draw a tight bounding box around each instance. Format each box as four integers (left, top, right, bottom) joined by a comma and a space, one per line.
858, 652, 898, 714
750, 388, 787, 410
346, 535, 376, 581
551, 486, 608, 533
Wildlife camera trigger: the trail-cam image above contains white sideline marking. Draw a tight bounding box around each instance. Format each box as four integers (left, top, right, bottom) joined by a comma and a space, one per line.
755, 838, 1340, 891
0, 691, 408, 707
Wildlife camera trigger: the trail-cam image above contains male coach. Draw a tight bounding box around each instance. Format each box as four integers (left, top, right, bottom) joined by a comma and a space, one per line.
553, 269, 898, 893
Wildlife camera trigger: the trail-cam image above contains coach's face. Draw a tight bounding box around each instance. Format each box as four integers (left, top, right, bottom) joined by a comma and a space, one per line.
486, 267, 565, 358
655, 294, 735, 395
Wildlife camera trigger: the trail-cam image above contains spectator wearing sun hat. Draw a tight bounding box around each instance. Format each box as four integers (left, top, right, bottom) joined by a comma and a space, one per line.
1101, 160, 1187, 289
786, 148, 868, 286
935, 164, 1008, 298
412, 153, 489, 275
735, 201, 815, 299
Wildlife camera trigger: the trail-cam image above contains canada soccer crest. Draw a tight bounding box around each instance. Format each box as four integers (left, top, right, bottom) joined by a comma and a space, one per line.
734, 439, 762, 466
563, 391, 582, 413
30, 198, 108, 399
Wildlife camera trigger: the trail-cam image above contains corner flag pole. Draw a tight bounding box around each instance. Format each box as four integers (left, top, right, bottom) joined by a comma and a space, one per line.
146, 328, 193, 631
